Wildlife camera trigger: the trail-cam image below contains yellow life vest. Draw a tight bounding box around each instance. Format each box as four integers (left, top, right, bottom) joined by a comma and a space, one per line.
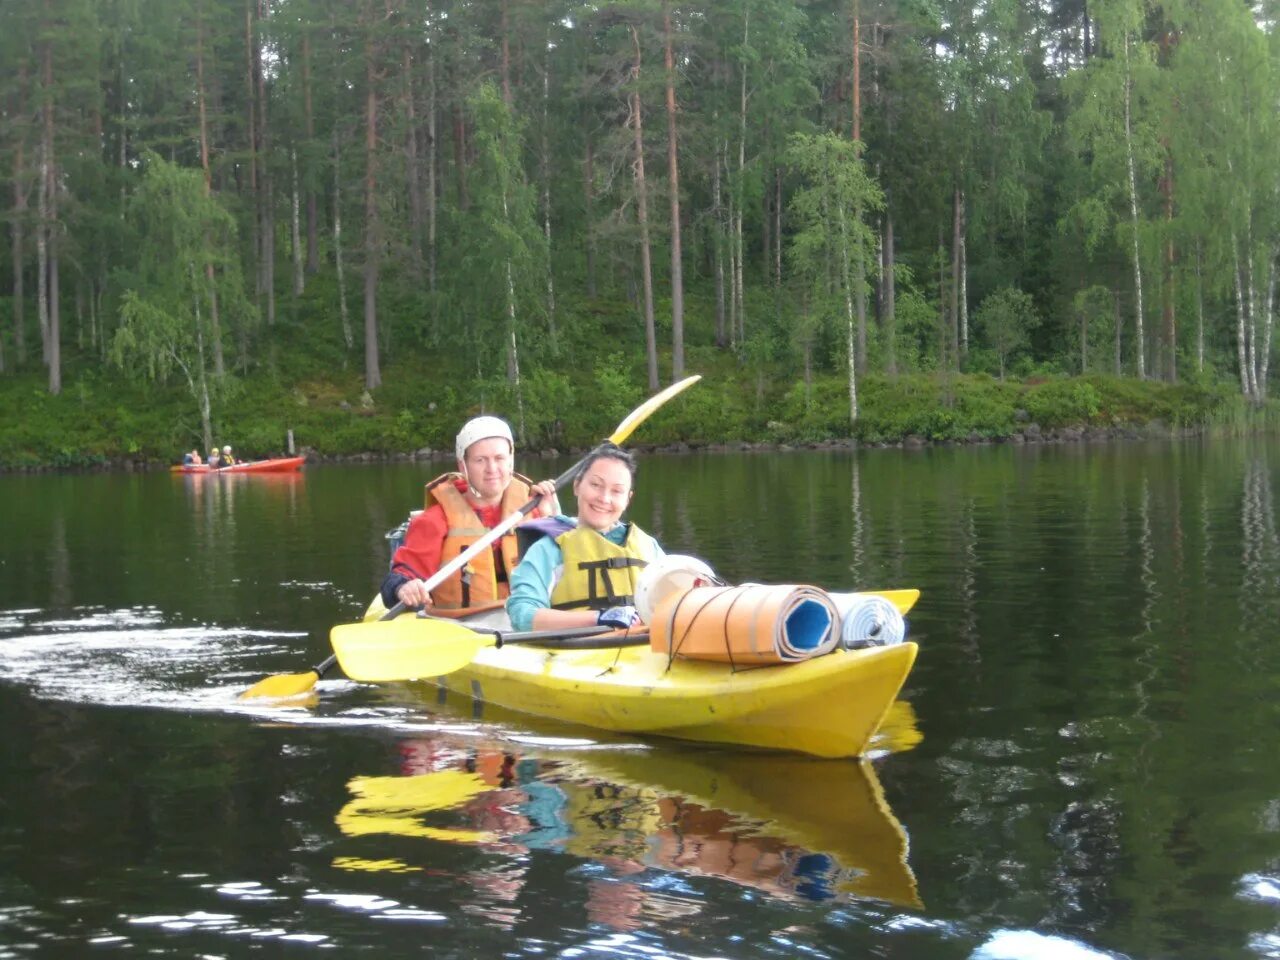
425, 472, 544, 609
549, 522, 659, 611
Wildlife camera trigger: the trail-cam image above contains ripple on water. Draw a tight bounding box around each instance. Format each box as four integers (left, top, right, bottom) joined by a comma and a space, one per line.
0, 606, 305, 712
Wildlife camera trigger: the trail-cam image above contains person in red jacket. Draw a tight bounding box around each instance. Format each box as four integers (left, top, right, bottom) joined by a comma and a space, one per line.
380, 416, 559, 611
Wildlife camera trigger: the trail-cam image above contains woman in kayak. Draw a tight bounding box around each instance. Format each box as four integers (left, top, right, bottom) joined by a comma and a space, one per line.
507, 443, 664, 632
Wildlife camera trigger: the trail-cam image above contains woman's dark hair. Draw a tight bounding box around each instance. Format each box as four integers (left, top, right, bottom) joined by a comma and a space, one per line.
575, 442, 636, 480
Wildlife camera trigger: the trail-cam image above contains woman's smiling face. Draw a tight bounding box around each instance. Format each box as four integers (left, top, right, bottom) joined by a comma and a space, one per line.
573, 456, 634, 531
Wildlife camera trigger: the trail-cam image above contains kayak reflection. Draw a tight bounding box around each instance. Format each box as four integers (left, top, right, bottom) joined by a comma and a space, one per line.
332, 738, 921, 918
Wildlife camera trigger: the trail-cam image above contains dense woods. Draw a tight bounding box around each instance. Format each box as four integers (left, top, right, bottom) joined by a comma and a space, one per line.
1, 0, 1278, 462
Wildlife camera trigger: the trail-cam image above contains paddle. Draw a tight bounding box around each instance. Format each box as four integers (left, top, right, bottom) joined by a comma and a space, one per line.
331, 621, 648, 681
238, 374, 700, 700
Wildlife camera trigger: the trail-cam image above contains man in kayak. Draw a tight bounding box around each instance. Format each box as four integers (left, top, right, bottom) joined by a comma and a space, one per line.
183, 449, 203, 466
506, 444, 664, 632
380, 416, 560, 611
221, 444, 237, 466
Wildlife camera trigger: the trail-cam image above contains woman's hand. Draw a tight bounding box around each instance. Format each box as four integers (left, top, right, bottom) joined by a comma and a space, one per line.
597, 605, 641, 628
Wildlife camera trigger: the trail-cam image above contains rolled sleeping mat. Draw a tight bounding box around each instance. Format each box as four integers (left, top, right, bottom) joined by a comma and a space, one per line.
650, 584, 839, 664
828, 593, 907, 649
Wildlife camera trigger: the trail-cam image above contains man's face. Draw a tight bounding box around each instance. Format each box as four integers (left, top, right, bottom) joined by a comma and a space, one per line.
461, 436, 513, 502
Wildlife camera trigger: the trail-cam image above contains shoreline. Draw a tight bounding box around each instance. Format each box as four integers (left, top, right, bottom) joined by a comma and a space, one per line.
0, 419, 1218, 475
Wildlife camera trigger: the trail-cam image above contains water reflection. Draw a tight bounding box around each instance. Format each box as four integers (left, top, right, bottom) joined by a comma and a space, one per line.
332, 739, 921, 930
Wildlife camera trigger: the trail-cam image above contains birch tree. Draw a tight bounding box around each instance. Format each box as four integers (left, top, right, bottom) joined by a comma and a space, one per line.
786, 132, 882, 425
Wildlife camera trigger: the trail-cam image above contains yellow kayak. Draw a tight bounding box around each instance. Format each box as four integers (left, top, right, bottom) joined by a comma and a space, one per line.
356, 589, 919, 760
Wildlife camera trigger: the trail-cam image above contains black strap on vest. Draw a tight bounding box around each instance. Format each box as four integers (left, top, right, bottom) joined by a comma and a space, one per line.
551, 556, 648, 611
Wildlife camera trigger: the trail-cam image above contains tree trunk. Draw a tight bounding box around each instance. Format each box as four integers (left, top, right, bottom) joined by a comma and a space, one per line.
46, 113, 60, 395
291, 148, 304, 295
1161, 150, 1176, 382
1262, 249, 1276, 399
403, 45, 423, 279
11, 67, 27, 366
1123, 33, 1145, 379
852, 0, 861, 140
1195, 241, 1204, 373
882, 197, 896, 375
774, 166, 782, 288
938, 232, 948, 369
37, 94, 49, 369
584, 134, 597, 299
959, 209, 968, 355
1232, 234, 1250, 398
1080, 303, 1088, 373
838, 201, 858, 425
333, 126, 353, 351
195, 0, 226, 378
541, 32, 557, 346
630, 25, 659, 392
852, 1, 867, 371
426, 11, 438, 307
502, 184, 522, 406
302, 29, 319, 274
500, 0, 512, 106
735, 8, 749, 351
244, 0, 259, 303
664, 3, 684, 381
1113, 289, 1122, 375
190, 264, 214, 451
363, 10, 382, 390
950, 185, 962, 367
256, 0, 274, 326
453, 104, 469, 210
712, 136, 726, 347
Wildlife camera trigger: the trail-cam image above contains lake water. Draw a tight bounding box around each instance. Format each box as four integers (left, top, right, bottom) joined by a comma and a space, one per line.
1, 441, 1277, 959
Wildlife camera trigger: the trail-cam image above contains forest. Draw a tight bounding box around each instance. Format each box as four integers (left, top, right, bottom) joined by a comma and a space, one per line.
1, 0, 1278, 467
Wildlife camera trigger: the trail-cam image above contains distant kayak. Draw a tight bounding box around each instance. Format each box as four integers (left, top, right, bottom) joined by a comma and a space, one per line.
171, 456, 305, 474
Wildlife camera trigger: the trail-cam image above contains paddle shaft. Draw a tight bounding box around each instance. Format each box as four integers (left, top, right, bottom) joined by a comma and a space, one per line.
250, 624, 640, 696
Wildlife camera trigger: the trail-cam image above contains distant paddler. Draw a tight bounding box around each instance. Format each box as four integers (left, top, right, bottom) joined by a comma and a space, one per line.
182, 448, 203, 466
380, 416, 560, 612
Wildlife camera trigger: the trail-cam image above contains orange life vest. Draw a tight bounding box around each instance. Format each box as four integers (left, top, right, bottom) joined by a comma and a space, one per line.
424, 472, 545, 609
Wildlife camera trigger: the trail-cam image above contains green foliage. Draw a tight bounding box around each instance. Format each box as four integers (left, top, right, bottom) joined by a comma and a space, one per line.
973, 287, 1041, 379
1022, 380, 1102, 427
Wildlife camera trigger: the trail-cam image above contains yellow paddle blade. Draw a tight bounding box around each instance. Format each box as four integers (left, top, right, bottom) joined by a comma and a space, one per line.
237, 668, 321, 700
329, 615, 493, 682
608, 375, 701, 446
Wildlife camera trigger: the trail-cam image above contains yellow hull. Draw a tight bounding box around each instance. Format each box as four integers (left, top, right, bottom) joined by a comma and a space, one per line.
430, 639, 916, 759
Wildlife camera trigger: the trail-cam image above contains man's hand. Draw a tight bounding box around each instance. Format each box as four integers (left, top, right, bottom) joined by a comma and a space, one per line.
529, 479, 559, 512
396, 579, 433, 609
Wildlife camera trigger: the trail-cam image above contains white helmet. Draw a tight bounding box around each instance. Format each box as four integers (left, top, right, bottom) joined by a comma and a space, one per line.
635, 554, 718, 623
222, 445, 232, 453
455, 416, 514, 461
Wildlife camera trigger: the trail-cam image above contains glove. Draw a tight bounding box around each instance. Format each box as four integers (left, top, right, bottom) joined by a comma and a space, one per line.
597, 605, 641, 629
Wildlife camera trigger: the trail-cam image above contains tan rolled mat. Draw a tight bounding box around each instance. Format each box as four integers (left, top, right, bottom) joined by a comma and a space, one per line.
649, 584, 839, 664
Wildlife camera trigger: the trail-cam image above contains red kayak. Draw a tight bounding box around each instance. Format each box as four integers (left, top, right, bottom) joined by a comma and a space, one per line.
171, 456, 306, 474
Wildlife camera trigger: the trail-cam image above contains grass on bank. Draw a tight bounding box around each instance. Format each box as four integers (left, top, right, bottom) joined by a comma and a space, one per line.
1, 344, 1274, 470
